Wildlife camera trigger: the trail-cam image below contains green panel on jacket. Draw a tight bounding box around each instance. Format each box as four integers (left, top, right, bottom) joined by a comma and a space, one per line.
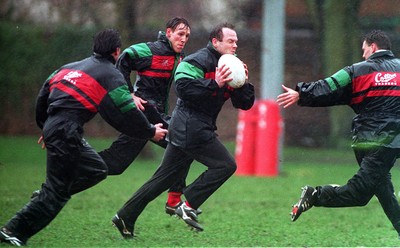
126, 43, 152, 59
108, 85, 136, 113
325, 69, 351, 90
175, 61, 204, 80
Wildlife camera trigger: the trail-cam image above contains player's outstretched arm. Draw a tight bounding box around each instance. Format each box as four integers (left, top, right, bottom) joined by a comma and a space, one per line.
276, 85, 299, 108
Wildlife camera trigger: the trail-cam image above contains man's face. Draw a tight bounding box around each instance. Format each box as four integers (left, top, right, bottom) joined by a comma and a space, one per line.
213, 28, 238, 55
362, 40, 375, 60
166, 23, 191, 53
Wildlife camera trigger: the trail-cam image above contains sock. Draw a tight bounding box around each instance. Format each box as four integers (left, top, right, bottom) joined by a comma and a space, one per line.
167, 192, 182, 206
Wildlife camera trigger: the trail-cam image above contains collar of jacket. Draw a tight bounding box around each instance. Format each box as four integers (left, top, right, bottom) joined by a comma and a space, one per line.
158, 31, 172, 49
157, 30, 183, 56
157, 31, 167, 41
369, 50, 394, 60
93, 52, 116, 64
206, 41, 222, 59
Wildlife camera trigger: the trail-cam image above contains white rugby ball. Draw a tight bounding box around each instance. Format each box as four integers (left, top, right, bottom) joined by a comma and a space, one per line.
218, 54, 246, 88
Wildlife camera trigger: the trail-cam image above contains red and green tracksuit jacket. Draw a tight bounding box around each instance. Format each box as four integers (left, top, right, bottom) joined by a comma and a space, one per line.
35, 53, 155, 139
116, 31, 183, 114
296, 50, 400, 148
168, 42, 255, 149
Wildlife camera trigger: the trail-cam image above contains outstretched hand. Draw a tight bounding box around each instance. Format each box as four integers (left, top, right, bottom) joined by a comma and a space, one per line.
276, 85, 299, 108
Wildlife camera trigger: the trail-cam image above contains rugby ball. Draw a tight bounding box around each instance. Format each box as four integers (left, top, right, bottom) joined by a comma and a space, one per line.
218, 54, 246, 88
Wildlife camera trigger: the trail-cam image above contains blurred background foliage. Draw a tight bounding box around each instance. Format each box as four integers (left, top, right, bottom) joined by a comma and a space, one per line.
0, 22, 95, 135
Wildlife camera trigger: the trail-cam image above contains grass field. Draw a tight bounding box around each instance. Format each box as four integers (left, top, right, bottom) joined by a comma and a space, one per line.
1, 135, 400, 247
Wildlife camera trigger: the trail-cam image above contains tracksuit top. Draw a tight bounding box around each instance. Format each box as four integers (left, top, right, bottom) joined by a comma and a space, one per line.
296, 50, 400, 148
168, 42, 255, 148
35, 53, 156, 139
116, 31, 183, 114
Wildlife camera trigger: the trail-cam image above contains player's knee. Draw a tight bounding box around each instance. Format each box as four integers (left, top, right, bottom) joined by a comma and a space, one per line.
355, 195, 372, 206
105, 160, 130, 175
226, 161, 237, 176
108, 167, 124, 175
95, 168, 108, 181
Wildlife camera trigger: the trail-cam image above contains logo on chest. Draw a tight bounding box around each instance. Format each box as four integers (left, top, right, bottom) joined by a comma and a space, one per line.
162, 60, 170, 67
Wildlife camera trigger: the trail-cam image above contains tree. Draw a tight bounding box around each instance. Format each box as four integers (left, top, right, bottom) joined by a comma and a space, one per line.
307, 0, 362, 148
114, 0, 137, 42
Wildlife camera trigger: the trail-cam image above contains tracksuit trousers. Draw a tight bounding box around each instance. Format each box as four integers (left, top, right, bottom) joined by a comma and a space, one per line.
5, 116, 108, 243
98, 133, 187, 193
314, 146, 400, 234
116, 138, 237, 230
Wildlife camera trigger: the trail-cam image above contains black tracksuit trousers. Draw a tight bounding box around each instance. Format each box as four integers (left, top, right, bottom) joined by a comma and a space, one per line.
5, 116, 108, 243
116, 138, 237, 229
314, 146, 400, 234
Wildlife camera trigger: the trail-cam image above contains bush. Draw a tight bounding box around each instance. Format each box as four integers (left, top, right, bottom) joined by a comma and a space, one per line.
0, 22, 95, 134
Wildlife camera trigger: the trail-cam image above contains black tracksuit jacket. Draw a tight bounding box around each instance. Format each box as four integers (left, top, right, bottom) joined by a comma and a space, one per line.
295, 50, 400, 235
36, 53, 156, 138
116, 31, 183, 115
296, 50, 400, 148
170, 42, 255, 148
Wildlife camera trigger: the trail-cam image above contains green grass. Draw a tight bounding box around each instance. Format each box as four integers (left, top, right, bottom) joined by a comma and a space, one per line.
1, 135, 400, 247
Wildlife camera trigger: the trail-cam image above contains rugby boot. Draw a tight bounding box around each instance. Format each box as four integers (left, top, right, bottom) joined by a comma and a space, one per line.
165, 202, 202, 216
175, 202, 203, 231
111, 214, 134, 239
291, 186, 317, 222
0, 227, 25, 246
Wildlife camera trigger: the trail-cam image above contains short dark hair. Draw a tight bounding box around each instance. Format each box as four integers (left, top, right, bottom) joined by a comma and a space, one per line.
92, 28, 122, 56
209, 23, 235, 42
363, 29, 391, 50
166, 17, 190, 31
